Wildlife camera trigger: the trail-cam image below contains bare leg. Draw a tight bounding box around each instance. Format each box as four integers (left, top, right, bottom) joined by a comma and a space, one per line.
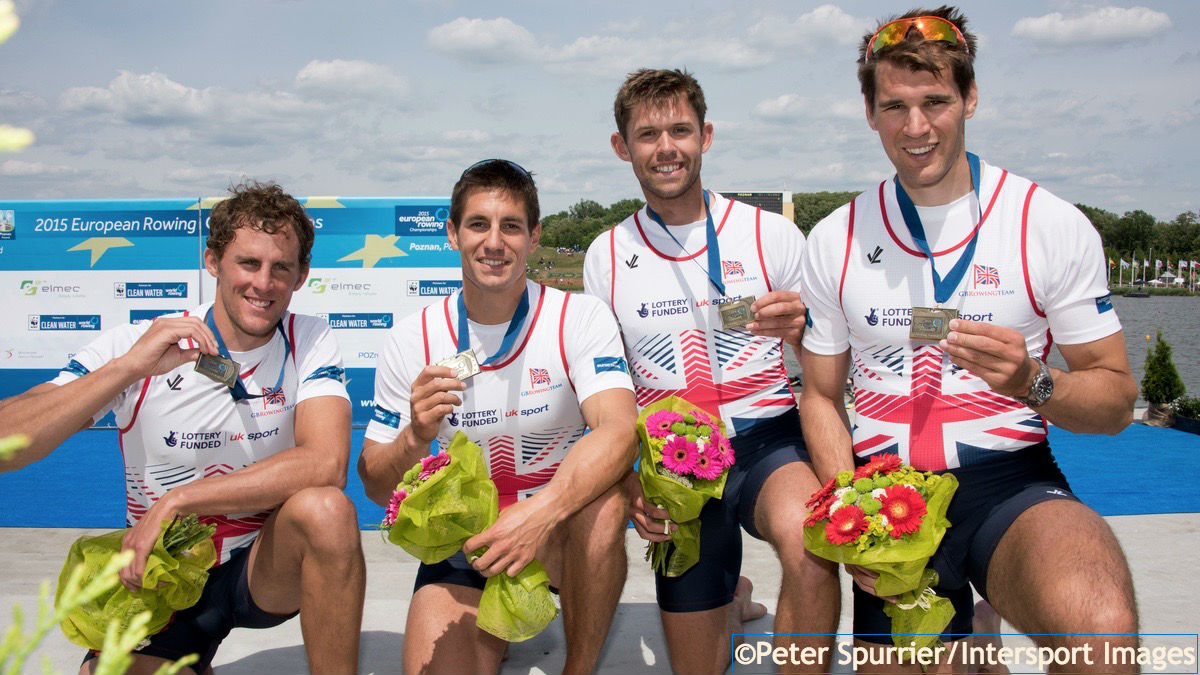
970, 600, 1009, 674
248, 486, 365, 674
404, 583, 507, 675
986, 500, 1137, 674
556, 484, 629, 674
755, 462, 841, 673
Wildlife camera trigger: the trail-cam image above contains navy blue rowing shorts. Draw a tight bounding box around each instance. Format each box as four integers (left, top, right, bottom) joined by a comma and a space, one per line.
853, 441, 1078, 643
655, 407, 810, 613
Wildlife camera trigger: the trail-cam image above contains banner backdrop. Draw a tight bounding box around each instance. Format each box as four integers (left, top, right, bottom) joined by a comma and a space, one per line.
0, 196, 459, 426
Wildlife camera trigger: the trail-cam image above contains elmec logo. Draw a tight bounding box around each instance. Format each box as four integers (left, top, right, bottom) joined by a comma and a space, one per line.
307, 277, 375, 296
20, 280, 83, 297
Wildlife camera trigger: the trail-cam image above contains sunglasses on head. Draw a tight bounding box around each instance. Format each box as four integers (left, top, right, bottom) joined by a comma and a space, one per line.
460, 158, 532, 179
866, 15, 968, 62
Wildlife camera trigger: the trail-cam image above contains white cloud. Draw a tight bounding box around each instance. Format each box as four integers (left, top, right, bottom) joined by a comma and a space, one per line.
295, 59, 408, 100
441, 129, 491, 144
1012, 7, 1171, 46
753, 94, 811, 120
749, 4, 871, 49
0, 158, 77, 176
427, 17, 542, 63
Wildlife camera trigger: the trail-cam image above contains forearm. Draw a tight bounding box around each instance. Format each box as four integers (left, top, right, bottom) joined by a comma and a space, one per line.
533, 421, 637, 527
154, 441, 349, 519
1034, 364, 1136, 435
357, 425, 431, 505
799, 391, 855, 483
0, 360, 139, 472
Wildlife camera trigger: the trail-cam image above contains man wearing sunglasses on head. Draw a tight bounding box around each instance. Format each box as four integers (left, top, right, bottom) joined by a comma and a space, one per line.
359, 159, 638, 674
0, 181, 365, 675
584, 68, 840, 674
799, 6, 1138, 670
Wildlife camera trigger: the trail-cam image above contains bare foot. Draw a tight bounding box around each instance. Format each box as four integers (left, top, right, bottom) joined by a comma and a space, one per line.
969, 599, 1009, 674
735, 576, 768, 622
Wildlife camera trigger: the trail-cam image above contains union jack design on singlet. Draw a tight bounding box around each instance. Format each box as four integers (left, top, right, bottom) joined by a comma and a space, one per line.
437, 424, 586, 508
851, 344, 1043, 471
593, 193, 806, 437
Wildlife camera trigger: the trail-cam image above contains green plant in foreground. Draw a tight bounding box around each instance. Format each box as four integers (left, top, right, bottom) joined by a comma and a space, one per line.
1, 551, 195, 675
0, 434, 29, 461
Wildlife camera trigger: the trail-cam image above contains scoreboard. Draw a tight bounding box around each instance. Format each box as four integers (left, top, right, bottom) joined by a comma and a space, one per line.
719, 191, 794, 222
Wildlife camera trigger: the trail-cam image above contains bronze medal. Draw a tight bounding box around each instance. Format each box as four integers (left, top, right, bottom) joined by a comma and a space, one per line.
909, 307, 958, 341
194, 353, 239, 388
719, 295, 756, 329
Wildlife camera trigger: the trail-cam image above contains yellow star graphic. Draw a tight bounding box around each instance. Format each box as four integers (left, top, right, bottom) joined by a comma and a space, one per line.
67, 237, 135, 266
338, 234, 407, 268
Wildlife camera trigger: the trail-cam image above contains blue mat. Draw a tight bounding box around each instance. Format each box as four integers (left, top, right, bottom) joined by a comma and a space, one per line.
1, 424, 1197, 529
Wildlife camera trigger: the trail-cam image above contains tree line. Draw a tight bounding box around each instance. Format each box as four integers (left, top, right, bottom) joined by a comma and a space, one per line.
539, 193, 1200, 267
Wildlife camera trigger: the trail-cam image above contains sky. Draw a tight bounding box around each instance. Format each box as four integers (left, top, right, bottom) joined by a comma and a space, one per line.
0, 1, 1196, 221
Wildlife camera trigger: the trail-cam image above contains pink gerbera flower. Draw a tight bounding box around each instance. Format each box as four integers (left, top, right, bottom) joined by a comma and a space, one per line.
692, 449, 723, 481
711, 434, 735, 469
662, 435, 699, 475
646, 410, 684, 438
418, 453, 451, 480
383, 488, 408, 528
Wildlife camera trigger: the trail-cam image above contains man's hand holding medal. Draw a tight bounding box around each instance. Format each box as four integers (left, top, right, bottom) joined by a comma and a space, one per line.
407, 360, 470, 445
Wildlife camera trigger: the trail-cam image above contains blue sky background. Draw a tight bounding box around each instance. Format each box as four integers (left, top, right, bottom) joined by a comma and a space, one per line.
1, 1, 1196, 220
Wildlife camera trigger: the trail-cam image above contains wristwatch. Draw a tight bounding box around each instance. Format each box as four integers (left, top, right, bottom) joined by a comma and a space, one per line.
1016, 360, 1054, 407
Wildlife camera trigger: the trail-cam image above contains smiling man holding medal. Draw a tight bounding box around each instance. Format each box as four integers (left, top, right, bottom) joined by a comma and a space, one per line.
799, 6, 1139, 670
358, 159, 638, 675
583, 68, 839, 674
0, 181, 365, 674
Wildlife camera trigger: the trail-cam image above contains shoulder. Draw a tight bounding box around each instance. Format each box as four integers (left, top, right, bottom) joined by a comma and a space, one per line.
806, 198, 858, 248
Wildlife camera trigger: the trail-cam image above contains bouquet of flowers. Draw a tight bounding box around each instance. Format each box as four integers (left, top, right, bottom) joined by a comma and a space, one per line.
636, 396, 734, 576
802, 454, 959, 652
380, 431, 557, 642
57, 513, 217, 650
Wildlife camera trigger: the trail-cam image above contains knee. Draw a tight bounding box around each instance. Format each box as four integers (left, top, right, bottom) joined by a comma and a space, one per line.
569, 483, 628, 549
281, 486, 360, 553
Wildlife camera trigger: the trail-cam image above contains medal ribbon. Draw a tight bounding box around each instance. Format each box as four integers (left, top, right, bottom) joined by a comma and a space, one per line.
645, 190, 726, 296
205, 308, 289, 402
894, 152, 983, 304
456, 286, 530, 366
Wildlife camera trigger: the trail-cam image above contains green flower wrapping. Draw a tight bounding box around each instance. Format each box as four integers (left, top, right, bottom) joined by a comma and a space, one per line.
57, 518, 217, 651
383, 432, 558, 641
385, 432, 499, 565
803, 470, 959, 653
477, 560, 556, 642
636, 397, 729, 577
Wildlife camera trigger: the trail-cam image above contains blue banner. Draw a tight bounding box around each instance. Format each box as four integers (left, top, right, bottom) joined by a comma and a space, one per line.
324, 312, 394, 329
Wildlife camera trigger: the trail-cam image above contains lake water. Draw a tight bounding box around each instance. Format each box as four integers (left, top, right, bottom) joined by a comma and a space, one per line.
784, 295, 1200, 405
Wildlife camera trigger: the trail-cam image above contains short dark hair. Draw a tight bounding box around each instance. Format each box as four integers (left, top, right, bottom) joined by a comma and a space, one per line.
206, 180, 314, 265
449, 160, 539, 231
857, 6, 977, 109
613, 68, 707, 139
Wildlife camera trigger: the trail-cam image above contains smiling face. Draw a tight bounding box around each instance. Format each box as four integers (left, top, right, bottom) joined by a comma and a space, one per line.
447, 188, 540, 319
866, 60, 978, 206
612, 93, 713, 215
204, 224, 307, 351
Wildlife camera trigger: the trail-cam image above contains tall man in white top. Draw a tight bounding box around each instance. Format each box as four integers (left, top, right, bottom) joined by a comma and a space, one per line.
583, 68, 839, 674
359, 159, 638, 675
799, 6, 1138, 671
0, 181, 365, 675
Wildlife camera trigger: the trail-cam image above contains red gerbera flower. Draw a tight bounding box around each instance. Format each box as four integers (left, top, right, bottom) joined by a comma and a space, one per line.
880, 484, 926, 538
805, 477, 837, 510
804, 500, 831, 527
825, 504, 868, 545
853, 453, 903, 481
